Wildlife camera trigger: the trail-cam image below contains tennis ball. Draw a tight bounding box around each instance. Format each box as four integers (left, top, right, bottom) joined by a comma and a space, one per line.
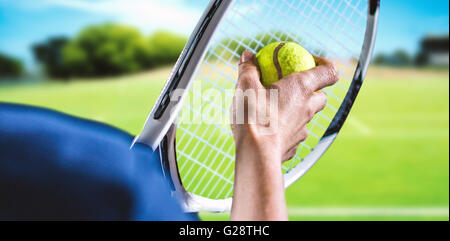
256, 41, 316, 86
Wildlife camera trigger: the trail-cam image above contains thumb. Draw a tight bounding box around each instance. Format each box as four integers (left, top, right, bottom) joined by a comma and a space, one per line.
238, 50, 261, 83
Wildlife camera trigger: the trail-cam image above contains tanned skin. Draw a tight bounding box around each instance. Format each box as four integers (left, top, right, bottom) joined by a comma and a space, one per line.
230, 50, 338, 221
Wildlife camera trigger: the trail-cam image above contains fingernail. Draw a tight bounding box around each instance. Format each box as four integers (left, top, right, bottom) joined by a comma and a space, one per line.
240, 50, 251, 64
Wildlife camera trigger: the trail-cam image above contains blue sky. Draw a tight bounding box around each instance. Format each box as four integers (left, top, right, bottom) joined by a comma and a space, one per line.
0, 0, 448, 69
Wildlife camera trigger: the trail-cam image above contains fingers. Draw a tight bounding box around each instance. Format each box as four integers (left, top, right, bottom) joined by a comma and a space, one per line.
282, 128, 308, 162
237, 50, 262, 89
304, 56, 339, 91
283, 147, 297, 162
283, 92, 326, 162
276, 56, 339, 95
309, 91, 327, 114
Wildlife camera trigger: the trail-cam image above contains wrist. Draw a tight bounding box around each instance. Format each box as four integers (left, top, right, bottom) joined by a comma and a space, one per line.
235, 129, 282, 167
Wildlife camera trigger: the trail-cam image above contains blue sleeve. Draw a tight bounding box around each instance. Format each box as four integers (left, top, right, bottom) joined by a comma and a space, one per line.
0, 102, 198, 220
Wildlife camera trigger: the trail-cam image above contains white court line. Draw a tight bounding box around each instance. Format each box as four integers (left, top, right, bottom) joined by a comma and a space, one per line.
347, 116, 372, 135
287, 206, 449, 217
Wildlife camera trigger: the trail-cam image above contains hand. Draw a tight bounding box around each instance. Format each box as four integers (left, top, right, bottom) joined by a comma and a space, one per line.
231, 50, 338, 162
230, 50, 338, 221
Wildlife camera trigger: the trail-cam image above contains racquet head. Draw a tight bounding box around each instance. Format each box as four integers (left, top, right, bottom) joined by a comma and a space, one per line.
134, 0, 379, 212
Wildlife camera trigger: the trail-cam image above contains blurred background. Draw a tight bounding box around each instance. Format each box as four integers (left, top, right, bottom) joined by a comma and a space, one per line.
0, 0, 448, 220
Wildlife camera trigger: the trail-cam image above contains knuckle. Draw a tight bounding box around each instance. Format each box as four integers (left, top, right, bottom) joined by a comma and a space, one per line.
327, 63, 339, 82
239, 65, 258, 77
320, 92, 328, 108
297, 78, 312, 95
239, 70, 253, 80
285, 72, 313, 96
300, 70, 313, 80
321, 92, 328, 102
300, 129, 309, 141
306, 106, 315, 119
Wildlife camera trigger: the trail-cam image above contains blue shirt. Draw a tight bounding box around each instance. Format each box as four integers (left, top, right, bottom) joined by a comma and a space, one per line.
0, 102, 196, 220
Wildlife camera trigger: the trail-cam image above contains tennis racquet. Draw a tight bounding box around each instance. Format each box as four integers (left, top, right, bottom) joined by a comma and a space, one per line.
133, 0, 379, 212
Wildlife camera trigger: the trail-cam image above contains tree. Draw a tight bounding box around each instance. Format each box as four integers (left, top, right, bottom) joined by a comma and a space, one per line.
0, 52, 23, 79
414, 52, 428, 66
147, 30, 187, 67
31, 23, 189, 79
391, 49, 410, 66
62, 23, 152, 77
32, 36, 69, 78
372, 50, 411, 66
373, 53, 388, 65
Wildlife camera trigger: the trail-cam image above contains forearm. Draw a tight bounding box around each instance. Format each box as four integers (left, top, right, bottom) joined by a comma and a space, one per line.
230, 51, 336, 221
230, 135, 288, 221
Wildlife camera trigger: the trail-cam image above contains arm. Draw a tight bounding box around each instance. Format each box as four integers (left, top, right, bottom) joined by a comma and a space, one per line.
230, 51, 338, 221
231, 134, 287, 220
0, 103, 194, 220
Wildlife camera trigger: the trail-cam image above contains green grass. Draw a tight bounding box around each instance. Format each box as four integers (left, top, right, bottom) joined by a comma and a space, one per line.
0, 66, 448, 221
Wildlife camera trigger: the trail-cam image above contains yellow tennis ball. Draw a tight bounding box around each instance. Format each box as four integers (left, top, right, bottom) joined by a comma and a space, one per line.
256, 41, 316, 86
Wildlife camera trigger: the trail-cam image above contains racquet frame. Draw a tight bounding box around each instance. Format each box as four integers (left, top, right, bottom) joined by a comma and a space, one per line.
133, 0, 380, 212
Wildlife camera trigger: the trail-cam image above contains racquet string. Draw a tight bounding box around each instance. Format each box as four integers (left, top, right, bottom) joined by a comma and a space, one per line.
175, 0, 368, 199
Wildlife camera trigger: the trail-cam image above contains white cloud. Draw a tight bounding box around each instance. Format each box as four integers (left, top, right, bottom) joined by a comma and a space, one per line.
38, 0, 203, 35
